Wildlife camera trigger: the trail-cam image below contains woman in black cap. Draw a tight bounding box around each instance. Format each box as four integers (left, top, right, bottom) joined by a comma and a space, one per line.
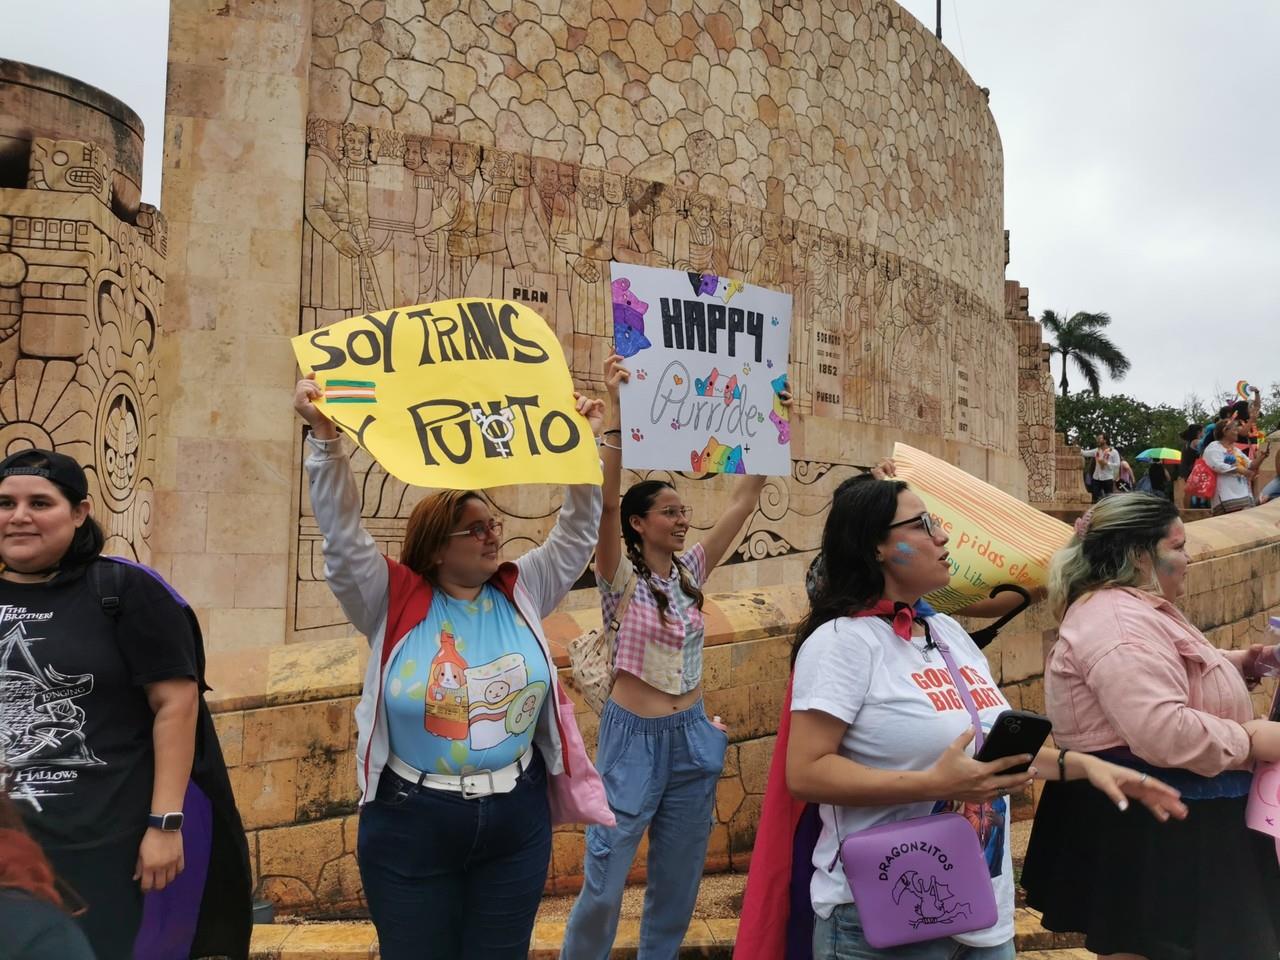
0, 448, 251, 960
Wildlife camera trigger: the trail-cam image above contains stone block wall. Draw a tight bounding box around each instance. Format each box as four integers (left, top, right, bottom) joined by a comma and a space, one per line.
205, 501, 1280, 917
157, 1, 1035, 651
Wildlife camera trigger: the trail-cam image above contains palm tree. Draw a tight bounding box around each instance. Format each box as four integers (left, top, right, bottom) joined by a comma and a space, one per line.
1040, 310, 1131, 397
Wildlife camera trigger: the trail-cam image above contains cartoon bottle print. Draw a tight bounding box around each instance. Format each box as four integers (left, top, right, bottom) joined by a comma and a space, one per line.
424, 622, 469, 740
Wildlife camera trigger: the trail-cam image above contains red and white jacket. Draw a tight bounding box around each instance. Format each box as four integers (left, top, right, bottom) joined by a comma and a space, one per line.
305, 435, 615, 826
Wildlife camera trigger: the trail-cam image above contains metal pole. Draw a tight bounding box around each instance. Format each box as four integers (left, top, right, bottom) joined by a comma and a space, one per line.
936, 0, 942, 39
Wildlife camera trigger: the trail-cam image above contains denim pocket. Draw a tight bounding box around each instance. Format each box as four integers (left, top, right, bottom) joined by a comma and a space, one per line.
686, 717, 729, 776
373, 770, 415, 807
596, 724, 652, 818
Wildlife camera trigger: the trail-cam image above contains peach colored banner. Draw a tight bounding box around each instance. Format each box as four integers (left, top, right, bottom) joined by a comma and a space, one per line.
893, 443, 1073, 613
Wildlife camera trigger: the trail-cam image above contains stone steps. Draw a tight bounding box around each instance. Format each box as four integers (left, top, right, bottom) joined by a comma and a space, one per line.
247, 908, 1093, 958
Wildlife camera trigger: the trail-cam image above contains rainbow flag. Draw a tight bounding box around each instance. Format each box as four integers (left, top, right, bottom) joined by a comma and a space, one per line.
323, 379, 377, 403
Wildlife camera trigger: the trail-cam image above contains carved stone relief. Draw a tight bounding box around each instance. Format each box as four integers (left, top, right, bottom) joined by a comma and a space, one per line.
0, 137, 163, 561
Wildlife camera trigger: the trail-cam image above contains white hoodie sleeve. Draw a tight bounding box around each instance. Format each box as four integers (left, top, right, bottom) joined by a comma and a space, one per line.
303, 435, 390, 642
516, 479, 604, 620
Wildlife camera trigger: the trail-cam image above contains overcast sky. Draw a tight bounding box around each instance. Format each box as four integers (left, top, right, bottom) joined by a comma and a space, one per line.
4, 1, 1275, 409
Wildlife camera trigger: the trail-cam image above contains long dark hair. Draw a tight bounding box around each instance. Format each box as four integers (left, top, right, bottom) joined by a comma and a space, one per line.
794, 475, 907, 664
620, 479, 704, 620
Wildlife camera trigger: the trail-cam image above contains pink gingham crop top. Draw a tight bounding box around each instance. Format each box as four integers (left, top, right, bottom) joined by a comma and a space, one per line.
598, 542, 708, 695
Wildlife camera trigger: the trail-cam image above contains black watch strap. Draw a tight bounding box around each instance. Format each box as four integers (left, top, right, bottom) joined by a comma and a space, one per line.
148, 812, 184, 832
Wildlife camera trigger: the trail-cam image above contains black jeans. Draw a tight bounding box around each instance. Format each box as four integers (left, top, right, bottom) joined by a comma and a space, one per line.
357, 751, 552, 960
45, 833, 145, 960
1091, 479, 1115, 502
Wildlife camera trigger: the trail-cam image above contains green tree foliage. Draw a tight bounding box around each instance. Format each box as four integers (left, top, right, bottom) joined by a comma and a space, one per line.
1040, 310, 1132, 396
1055, 392, 1194, 459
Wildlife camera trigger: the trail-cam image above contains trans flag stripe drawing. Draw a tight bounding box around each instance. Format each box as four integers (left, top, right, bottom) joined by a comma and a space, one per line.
322, 379, 377, 403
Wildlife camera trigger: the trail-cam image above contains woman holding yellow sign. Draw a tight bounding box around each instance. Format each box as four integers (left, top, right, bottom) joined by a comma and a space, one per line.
562, 355, 793, 958
293, 373, 614, 960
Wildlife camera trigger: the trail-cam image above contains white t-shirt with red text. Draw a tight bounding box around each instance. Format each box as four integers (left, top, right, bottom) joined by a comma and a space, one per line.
791, 613, 1015, 948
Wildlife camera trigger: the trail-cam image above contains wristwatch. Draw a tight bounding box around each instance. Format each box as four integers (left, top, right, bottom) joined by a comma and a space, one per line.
148, 812, 184, 832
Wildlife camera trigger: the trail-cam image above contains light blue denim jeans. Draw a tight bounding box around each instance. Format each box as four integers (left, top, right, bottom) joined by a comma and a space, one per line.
560, 699, 727, 959
814, 902, 1015, 960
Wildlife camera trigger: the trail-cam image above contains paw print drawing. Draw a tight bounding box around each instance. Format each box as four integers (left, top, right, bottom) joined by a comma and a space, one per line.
636, 368, 648, 381
766, 359, 774, 369
742, 363, 752, 376
631, 428, 644, 441
670, 419, 681, 430
770, 317, 780, 326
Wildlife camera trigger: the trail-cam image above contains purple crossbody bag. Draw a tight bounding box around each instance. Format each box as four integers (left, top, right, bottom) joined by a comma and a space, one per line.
831, 635, 999, 948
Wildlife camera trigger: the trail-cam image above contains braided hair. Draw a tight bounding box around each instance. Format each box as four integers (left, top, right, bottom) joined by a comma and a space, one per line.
620, 480, 705, 621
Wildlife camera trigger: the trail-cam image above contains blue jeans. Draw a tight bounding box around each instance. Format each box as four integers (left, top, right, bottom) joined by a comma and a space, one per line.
356, 751, 551, 960
1261, 477, 1280, 503
815, 903, 1015, 960
561, 699, 727, 959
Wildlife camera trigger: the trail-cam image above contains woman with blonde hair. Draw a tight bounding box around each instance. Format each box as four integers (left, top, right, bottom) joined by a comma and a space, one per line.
294, 373, 614, 960
1023, 492, 1280, 959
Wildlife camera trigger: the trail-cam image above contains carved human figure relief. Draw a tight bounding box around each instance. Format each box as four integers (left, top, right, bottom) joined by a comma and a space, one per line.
557, 166, 618, 340
338, 123, 380, 311
505, 156, 575, 351
748, 212, 786, 289
462, 148, 515, 298
446, 142, 484, 297
673, 192, 724, 273
413, 138, 460, 303
301, 120, 363, 328
364, 128, 421, 312
614, 179, 664, 267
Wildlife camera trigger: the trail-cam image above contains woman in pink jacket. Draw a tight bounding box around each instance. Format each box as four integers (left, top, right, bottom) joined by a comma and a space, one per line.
1023, 492, 1280, 959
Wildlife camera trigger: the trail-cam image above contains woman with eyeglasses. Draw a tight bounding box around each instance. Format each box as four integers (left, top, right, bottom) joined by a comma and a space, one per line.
561, 355, 793, 958
293, 373, 615, 960
766, 476, 1185, 960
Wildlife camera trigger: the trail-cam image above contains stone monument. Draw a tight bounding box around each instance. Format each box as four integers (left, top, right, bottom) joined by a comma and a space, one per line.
0, 60, 165, 561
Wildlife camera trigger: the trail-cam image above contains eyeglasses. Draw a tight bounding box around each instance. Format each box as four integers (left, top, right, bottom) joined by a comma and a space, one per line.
448, 519, 504, 542
648, 506, 693, 521
887, 512, 936, 538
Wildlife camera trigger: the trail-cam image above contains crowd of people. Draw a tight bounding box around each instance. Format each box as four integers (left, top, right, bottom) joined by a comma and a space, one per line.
1084, 387, 1279, 515
3, 361, 1279, 960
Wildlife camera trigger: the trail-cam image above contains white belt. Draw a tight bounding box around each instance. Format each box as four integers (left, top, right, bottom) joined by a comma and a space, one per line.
385, 749, 533, 799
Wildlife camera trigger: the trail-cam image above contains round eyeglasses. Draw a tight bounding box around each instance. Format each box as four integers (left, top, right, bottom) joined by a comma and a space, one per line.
648, 506, 693, 521
448, 518, 504, 542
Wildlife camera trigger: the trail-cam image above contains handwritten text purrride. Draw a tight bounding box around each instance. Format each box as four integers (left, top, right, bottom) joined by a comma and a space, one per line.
649, 360, 764, 437
305, 301, 585, 467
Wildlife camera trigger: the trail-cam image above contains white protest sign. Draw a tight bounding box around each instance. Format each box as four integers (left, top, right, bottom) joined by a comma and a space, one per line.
610, 263, 793, 476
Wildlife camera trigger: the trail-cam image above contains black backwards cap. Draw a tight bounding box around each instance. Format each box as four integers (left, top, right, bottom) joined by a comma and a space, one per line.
0, 448, 89, 501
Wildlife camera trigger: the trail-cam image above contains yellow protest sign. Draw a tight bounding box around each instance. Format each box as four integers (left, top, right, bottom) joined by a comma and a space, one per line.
292, 300, 602, 489
892, 443, 1073, 613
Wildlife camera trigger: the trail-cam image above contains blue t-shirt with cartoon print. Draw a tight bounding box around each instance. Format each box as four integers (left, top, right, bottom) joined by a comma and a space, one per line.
385, 584, 550, 775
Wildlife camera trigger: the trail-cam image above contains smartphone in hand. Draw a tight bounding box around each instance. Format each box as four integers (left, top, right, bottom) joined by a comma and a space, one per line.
974, 710, 1053, 774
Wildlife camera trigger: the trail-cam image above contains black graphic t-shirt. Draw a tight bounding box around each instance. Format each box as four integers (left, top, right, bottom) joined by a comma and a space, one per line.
0, 562, 198, 850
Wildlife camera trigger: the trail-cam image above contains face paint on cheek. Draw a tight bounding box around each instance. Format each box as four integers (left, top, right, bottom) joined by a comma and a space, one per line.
890, 542, 916, 566
1155, 550, 1182, 578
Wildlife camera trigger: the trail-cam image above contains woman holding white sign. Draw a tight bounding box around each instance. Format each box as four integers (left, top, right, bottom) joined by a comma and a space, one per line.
561, 355, 791, 958
293, 374, 614, 960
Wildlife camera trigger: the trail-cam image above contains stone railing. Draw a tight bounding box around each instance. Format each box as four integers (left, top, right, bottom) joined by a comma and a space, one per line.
206, 500, 1280, 917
